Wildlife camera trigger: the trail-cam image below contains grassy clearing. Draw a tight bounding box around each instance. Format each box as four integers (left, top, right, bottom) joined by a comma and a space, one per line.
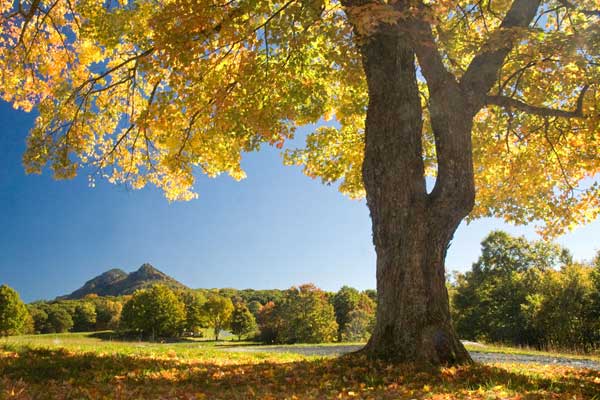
1, 333, 600, 399
463, 342, 600, 362
0, 332, 302, 362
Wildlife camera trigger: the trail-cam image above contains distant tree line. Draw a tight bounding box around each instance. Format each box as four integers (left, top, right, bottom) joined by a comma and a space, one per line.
3, 231, 600, 351
451, 231, 600, 352
26, 295, 123, 334
0, 282, 376, 344
118, 283, 375, 343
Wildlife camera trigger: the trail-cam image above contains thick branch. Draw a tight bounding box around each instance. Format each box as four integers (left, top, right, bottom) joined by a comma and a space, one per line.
408, 16, 458, 95
486, 86, 589, 118
460, 0, 542, 110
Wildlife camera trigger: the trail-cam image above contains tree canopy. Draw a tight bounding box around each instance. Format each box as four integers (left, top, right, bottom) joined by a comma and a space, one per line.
202, 293, 234, 340
276, 283, 338, 343
72, 302, 97, 332
0, 284, 30, 336
230, 302, 257, 340
180, 290, 207, 334
452, 231, 600, 350
1, 0, 598, 236
120, 285, 186, 338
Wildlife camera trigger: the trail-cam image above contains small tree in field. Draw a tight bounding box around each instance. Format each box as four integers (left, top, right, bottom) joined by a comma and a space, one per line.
180, 291, 207, 335
230, 303, 257, 341
342, 309, 375, 342
277, 284, 338, 344
341, 293, 376, 342
46, 305, 73, 333
257, 301, 281, 344
202, 294, 234, 341
72, 302, 97, 332
332, 286, 361, 341
0, 285, 29, 336
121, 285, 185, 339
94, 299, 122, 330
27, 305, 48, 334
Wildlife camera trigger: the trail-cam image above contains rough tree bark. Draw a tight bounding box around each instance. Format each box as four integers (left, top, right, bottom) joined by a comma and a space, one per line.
357, 25, 473, 365
342, 0, 542, 365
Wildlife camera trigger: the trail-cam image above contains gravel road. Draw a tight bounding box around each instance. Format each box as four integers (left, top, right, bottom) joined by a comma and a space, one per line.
223, 344, 600, 370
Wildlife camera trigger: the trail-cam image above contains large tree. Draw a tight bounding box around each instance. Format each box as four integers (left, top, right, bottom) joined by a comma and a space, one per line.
1, 0, 599, 365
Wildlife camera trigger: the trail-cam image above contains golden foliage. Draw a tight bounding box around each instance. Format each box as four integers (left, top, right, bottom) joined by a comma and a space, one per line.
1, 0, 599, 234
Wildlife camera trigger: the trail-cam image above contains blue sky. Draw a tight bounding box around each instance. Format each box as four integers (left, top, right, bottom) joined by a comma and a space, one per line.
1, 101, 599, 303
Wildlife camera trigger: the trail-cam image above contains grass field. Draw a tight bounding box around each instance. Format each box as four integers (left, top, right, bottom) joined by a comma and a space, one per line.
462, 342, 600, 363
1, 333, 600, 399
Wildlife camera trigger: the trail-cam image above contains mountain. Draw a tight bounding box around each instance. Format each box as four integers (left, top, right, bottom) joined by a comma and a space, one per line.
62, 263, 187, 299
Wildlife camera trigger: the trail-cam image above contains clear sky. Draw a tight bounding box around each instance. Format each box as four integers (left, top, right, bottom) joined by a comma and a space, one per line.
1, 101, 599, 303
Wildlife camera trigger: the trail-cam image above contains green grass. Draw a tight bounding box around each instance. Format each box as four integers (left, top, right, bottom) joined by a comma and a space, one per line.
0, 332, 306, 362
463, 342, 600, 362
1, 332, 600, 399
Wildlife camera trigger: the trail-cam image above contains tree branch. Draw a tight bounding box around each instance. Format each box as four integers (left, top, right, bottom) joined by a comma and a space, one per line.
486, 86, 589, 118
557, 0, 600, 17
460, 0, 542, 109
408, 14, 458, 95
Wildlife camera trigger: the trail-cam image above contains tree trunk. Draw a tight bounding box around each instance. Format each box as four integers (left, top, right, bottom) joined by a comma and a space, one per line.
359, 26, 474, 366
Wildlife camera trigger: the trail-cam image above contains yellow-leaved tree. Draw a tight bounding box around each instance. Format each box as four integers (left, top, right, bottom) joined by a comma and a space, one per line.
1, 0, 599, 365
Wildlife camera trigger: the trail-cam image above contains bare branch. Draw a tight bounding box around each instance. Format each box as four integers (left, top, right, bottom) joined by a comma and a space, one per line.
486, 86, 590, 118
543, 119, 575, 196
68, 48, 155, 102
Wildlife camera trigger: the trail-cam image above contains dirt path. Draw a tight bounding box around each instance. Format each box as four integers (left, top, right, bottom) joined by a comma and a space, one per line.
224, 344, 600, 370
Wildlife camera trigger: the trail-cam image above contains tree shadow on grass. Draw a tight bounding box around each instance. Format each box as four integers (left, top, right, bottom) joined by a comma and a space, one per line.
215, 342, 279, 348
88, 331, 240, 345
90, 333, 238, 345
88, 331, 199, 343
1, 346, 599, 399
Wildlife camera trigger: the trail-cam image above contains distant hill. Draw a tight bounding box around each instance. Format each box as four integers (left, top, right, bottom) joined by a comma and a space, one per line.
61, 263, 187, 299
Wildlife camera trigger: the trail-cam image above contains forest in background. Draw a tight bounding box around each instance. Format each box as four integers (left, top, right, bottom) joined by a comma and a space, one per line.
2, 230, 600, 352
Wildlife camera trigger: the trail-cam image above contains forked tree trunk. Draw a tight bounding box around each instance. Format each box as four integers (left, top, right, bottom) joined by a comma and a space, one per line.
358, 27, 474, 365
